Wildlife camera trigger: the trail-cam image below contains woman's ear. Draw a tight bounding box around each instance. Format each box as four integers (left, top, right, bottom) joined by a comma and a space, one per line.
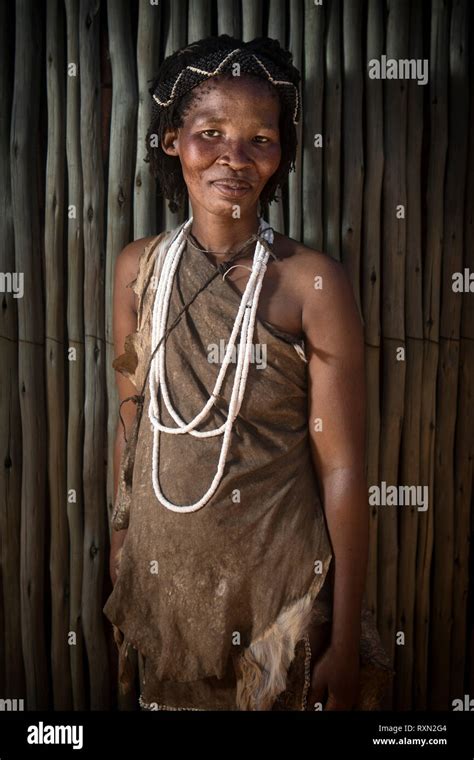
161, 129, 179, 156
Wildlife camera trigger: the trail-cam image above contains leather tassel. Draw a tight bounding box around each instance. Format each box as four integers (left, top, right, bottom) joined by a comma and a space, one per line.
113, 624, 136, 695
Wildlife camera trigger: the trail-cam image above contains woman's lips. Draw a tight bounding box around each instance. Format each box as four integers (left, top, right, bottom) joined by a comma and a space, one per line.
211, 180, 252, 198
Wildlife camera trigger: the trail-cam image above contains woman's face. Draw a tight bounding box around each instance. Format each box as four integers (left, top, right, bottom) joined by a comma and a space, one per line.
162, 75, 282, 216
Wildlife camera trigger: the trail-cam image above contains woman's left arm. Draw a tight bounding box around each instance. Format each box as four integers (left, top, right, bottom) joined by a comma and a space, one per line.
301, 251, 369, 709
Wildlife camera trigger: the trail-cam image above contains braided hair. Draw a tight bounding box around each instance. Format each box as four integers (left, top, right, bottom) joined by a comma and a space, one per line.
144, 35, 301, 215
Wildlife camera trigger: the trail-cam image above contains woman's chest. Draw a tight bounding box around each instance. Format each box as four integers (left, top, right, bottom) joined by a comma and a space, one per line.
220, 256, 304, 340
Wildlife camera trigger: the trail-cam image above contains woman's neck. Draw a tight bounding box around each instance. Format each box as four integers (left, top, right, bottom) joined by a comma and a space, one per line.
189, 208, 261, 257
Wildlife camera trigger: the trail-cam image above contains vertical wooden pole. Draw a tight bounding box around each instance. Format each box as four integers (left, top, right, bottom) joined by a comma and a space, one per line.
451, 1, 474, 700
163, 0, 187, 231
362, 0, 383, 623
0, 0, 25, 701
430, 0, 469, 710
395, 0, 424, 711
302, 0, 324, 252
135, 0, 162, 238
188, 0, 211, 42
64, 0, 87, 712
241, 0, 263, 40
323, 0, 341, 258
377, 1, 409, 699
288, 0, 303, 242
106, 0, 138, 529
341, 0, 363, 313
267, 0, 285, 235
11, 0, 49, 710
45, 0, 73, 709
415, 0, 449, 710
187, 0, 211, 222
80, 0, 109, 709
218, 0, 241, 38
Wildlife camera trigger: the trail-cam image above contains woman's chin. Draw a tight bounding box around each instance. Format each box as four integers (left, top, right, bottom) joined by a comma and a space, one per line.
195, 195, 259, 217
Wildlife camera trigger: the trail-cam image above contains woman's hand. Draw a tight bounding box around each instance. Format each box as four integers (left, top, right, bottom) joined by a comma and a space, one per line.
307, 644, 360, 710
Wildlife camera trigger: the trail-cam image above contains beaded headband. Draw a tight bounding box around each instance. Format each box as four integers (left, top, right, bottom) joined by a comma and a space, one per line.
151, 46, 301, 126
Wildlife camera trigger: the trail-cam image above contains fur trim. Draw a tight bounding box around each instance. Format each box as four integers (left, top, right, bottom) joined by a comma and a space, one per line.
235, 572, 329, 711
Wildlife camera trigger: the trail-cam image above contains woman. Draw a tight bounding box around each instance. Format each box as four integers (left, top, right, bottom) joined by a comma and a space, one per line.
103, 34, 392, 711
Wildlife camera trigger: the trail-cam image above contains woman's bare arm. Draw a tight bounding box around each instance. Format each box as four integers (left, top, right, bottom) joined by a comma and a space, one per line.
110, 236, 156, 585
301, 250, 368, 708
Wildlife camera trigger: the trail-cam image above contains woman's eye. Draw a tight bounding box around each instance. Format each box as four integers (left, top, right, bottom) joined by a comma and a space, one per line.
200, 130, 271, 143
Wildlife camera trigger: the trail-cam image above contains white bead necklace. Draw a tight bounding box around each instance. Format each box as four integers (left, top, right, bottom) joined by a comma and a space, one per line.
148, 215, 274, 513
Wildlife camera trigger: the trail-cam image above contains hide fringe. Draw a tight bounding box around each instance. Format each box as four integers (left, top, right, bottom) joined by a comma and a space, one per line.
235, 584, 320, 711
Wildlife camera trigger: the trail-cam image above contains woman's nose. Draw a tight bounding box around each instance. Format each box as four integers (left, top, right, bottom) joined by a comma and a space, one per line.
218, 139, 253, 168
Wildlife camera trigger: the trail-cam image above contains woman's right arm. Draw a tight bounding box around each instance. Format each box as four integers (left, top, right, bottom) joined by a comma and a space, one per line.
110, 237, 156, 586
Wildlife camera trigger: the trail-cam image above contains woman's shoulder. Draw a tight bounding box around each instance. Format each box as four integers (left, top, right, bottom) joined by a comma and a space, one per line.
115, 232, 170, 318
272, 232, 359, 337
273, 231, 348, 296
273, 230, 341, 267
117, 234, 162, 281
120, 230, 176, 290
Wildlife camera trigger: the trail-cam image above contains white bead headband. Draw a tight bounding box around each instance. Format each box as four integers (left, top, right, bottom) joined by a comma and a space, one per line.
151, 47, 300, 126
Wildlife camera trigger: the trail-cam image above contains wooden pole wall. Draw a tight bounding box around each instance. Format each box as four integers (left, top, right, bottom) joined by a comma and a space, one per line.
163, 0, 187, 231
0, 0, 25, 702
415, 0, 449, 710
323, 0, 341, 259
64, 0, 87, 712
267, 0, 285, 235
362, 0, 383, 627
303, 0, 324, 252
10, 0, 49, 710
430, 0, 469, 710
378, 2, 409, 696
79, 0, 109, 710
105, 0, 137, 528
134, 1, 161, 238
395, 0, 424, 711
451, 2, 474, 700
0, 0, 472, 712
341, 0, 363, 314
288, 0, 303, 242
45, 0, 72, 710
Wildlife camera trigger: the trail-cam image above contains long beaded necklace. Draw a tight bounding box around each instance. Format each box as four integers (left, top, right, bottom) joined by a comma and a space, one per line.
148, 215, 274, 513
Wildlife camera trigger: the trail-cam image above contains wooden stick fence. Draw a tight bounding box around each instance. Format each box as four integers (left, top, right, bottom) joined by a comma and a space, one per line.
0, 0, 471, 711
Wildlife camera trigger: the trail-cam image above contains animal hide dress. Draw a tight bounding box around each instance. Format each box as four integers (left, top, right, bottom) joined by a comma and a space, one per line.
103, 228, 393, 711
